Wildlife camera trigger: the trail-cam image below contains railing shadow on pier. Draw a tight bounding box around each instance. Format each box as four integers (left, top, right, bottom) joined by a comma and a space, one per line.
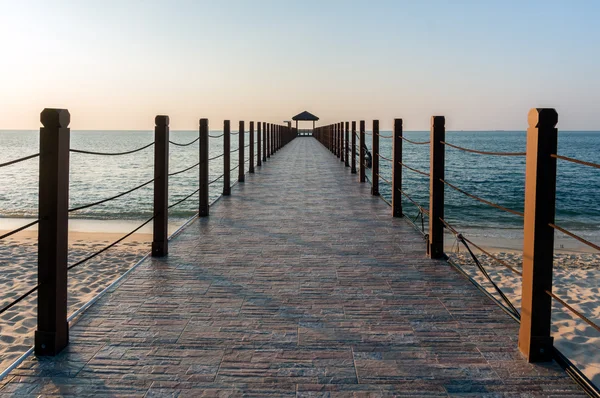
313, 111, 600, 397
0, 109, 297, 379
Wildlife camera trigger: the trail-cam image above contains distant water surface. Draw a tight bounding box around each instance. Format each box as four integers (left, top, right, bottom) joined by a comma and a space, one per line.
1, 130, 599, 246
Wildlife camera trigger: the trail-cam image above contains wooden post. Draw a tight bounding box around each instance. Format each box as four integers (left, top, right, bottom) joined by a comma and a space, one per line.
249, 121, 254, 173
392, 118, 403, 218
271, 124, 275, 155
351, 121, 357, 174
36, 108, 70, 356
345, 121, 350, 167
238, 121, 245, 182
199, 118, 209, 217
340, 122, 344, 162
359, 121, 366, 183
428, 116, 445, 258
152, 115, 169, 257
266, 123, 270, 159
518, 108, 559, 362
337, 124, 341, 158
262, 122, 267, 162
223, 120, 231, 195
257, 122, 262, 166
371, 120, 380, 196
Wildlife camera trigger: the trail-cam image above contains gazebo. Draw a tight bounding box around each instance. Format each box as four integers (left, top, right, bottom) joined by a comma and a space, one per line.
292, 111, 319, 137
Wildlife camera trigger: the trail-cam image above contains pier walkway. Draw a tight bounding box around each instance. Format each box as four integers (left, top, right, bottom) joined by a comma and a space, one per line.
1, 138, 584, 396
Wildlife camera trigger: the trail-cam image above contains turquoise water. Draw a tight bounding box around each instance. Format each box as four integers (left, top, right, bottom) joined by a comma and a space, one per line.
1, 130, 599, 243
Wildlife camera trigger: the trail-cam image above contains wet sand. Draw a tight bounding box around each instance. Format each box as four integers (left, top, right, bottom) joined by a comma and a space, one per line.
0, 231, 151, 373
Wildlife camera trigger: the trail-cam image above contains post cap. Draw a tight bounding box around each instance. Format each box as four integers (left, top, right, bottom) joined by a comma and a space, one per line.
199, 118, 208, 127
394, 118, 403, 127
40, 108, 70, 128
155, 115, 170, 126
528, 108, 558, 128
431, 116, 445, 128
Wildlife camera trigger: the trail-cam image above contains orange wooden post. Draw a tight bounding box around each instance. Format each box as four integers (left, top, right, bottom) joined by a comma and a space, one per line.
199, 118, 209, 217
36, 108, 70, 356
351, 121, 357, 174
428, 116, 445, 258
371, 120, 379, 196
359, 121, 366, 183
223, 120, 231, 195
249, 121, 254, 173
152, 115, 169, 257
392, 118, 403, 217
518, 108, 559, 362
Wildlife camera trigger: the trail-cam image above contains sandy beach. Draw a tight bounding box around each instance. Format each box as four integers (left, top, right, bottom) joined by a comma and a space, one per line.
0, 229, 151, 373
446, 240, 600, 387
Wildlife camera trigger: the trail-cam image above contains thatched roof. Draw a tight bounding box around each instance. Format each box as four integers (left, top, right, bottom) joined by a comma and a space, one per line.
292, 111, 319, 121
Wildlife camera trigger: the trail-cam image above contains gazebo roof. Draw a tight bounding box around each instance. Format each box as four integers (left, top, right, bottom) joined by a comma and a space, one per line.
292, 111, 319, 121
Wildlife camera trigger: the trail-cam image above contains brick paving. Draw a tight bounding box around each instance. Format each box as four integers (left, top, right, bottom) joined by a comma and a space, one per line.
1, 138, 585, 396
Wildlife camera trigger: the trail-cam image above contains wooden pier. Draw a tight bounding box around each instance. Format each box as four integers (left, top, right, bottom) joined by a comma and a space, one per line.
0, 138, 586, 396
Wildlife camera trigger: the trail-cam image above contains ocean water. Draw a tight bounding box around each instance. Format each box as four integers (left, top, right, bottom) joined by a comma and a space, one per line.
1, 130, 599, 245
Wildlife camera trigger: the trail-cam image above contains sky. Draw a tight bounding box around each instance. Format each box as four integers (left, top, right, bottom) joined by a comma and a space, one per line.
1, 0, 599, 131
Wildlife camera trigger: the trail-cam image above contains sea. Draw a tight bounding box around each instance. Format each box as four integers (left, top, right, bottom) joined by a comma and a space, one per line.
1, 130, 599, 249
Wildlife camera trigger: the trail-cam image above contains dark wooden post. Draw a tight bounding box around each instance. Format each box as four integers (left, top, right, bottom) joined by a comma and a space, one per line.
152, 115, 169, 257
339, 122, 344, 162
359, 121, 366, 183
266, 123, 271, 158
371, 120, 380, 196
271, 124, 275, 155
36, 108, 70, 356
249, 121, 255, 173
223, 120, 231, 195
392, 118, 403, 217
351, 121, 357, 174
257, 122, 262, 166
428, 116, 445, 258
518, 108, 559, 362
345, 121, 350, 167
238, 121, 245, 182
262, 122, 267, 162
199, 118, 209, 217
335, 123, 342, 159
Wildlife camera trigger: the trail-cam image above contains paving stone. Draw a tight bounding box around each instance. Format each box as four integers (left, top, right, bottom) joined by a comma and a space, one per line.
0, 138, 586, 396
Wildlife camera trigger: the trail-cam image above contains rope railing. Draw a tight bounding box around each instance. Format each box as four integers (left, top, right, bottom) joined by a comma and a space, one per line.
169, 137, 199, 147
0, 220, 40, 241
0, 285, 39, 317
397, 187, 429, 216
70, 142, 154, 156
440, 178, 524, 217
380, 195, 392, 207
552, 154, 600, 169
376, 173, 391, 184
168, 162, 200, 177
441, 141, 526, 156
168, 188, 200, 209
377, 133, 393, 139
439, 217, 521, 319
549, 223, 600, 252
546, 290, 600, 333
401, 136, 430, 145
231, 164, 239, 171
209, 153, 224, 161
0, 153, 39, 169
208, 174, 224, 185
209, 133, 224, 138
68, 179, 154, 213
67, 216, 155, 271
377, 153, 393, 162
231, 148, 240, 153
398, 161, 430, 177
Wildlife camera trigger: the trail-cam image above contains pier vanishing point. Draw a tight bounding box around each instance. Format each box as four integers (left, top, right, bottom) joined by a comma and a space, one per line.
0, 109, 596, 397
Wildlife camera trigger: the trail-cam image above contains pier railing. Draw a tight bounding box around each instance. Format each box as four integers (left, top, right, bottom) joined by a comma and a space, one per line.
315, 110, 599, 395
0, 109, 297, 360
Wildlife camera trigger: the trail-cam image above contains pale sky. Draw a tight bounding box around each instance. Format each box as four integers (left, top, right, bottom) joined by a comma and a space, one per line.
1, 0, 598, 130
